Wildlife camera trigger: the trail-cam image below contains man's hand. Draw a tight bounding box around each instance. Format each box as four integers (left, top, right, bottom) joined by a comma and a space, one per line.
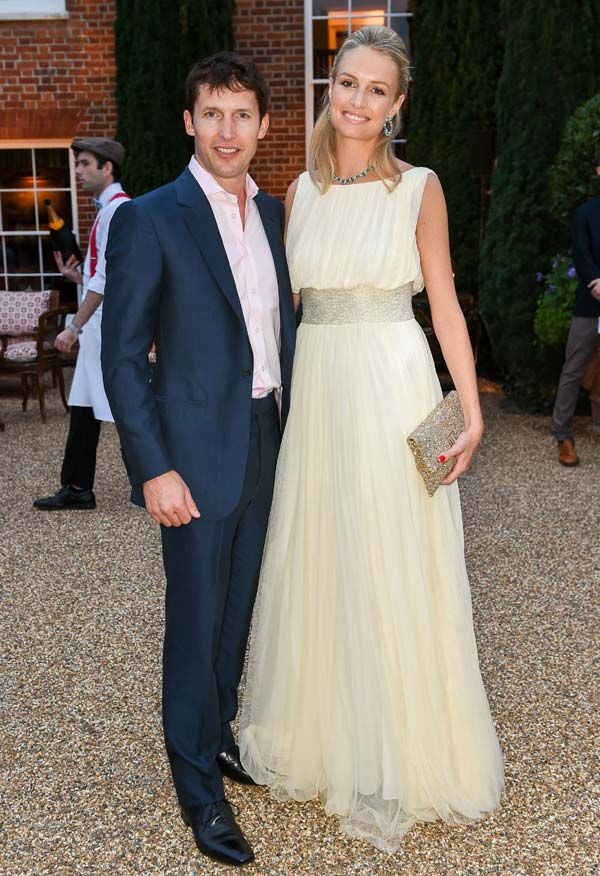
143, 470, 201, 527
54, 251, 83, 285
55, 327, 79, 353
588, 278, 600, 301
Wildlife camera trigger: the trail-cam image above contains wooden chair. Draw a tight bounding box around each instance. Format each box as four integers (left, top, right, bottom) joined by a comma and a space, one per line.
0, 301, 70, 423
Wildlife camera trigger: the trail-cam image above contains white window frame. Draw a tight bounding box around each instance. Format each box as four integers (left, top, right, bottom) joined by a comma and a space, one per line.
304, 0, 414, 163
0, 140, 78, 292
0, 0, 68, 20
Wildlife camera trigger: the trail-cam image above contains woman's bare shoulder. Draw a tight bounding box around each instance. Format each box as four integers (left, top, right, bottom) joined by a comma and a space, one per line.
285, 176, 302, 214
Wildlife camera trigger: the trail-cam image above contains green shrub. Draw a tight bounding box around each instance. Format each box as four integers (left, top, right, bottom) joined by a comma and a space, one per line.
533, 254, 577, 348
115, 0, 235, 196
408, 0, 500, 298
479, 1, 600, 408
548, 93, 600, 225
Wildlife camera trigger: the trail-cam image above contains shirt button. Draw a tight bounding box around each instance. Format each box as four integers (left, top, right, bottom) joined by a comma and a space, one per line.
241, 369, 251, 377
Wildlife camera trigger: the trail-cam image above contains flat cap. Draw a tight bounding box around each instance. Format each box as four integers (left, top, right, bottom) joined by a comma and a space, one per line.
71, 137, 125, 168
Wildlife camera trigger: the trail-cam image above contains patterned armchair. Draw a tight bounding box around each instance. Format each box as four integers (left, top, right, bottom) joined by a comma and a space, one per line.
0, 290, 70, 423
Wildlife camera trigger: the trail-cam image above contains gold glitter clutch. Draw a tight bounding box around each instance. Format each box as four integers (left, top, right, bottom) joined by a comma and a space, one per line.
407, 390, 465, 496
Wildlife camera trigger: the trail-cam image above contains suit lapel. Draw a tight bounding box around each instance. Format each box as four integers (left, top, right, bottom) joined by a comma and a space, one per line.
175, 169, 246, 329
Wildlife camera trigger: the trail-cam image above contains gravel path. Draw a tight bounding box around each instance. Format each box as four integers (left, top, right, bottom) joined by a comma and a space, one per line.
1, 380, 598, 876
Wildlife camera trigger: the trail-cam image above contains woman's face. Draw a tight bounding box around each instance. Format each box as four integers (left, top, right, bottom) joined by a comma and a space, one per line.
329, 45, 405, 144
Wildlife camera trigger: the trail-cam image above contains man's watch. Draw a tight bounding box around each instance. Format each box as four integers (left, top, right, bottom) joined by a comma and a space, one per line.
68, 321, 83, 335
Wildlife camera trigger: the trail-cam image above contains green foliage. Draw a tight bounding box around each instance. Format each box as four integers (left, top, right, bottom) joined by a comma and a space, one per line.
548, 93, 600, 224
408, 0, 501, 297
478, 1, 600, 407
533, 254, 578, 348
115, 0, 235, 196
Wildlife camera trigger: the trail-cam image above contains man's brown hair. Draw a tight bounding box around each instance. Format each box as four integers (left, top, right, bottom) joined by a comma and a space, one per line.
185, 51, 270, 119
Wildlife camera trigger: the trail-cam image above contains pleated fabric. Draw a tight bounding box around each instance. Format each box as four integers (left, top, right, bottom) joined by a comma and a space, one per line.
239, 169, 504, 852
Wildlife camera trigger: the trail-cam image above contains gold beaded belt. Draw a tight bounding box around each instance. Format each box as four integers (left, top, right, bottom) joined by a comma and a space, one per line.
301, 285, 415, 324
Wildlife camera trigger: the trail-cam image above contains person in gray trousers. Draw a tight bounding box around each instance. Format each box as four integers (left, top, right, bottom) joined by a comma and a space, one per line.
552, 157, 600, 466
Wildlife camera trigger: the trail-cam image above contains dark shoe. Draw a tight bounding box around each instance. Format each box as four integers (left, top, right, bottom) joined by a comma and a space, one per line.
180, 800, 254, 866
217, 745, 256, 786
33, 485, 96, 510
558, 439, 579, 467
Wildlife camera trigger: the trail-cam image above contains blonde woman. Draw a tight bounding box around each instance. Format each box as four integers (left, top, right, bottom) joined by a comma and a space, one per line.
240, 26, 504, 852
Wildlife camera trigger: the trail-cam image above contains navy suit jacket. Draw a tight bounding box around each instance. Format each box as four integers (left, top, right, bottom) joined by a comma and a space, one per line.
572, 193, 600, 318
101, 168, 296, 520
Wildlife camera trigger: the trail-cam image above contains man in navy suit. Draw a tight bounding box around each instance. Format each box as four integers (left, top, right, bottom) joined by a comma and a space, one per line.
102, 53, 296, 866
552, 155, 600, 466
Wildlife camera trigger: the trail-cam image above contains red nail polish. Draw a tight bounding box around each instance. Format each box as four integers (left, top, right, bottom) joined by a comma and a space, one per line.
438, 454, 446, 462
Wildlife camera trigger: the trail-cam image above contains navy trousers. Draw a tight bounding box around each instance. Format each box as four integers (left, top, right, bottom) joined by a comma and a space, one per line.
160, 393, 280, 806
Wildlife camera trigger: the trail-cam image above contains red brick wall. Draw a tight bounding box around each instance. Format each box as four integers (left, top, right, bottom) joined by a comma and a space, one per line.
235, 0, 306, 201
0, 0, 306, 225
0, 0, 117, 241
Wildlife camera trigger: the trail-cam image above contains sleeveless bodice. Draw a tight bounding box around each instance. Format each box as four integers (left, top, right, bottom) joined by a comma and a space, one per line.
286, 167, 434, 299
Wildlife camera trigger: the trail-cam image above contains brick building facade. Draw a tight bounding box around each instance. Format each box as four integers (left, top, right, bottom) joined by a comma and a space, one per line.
1, 1, 120, 286
0, 1, 413, 293
235, 0, 305, 197
0, 0, 305, 288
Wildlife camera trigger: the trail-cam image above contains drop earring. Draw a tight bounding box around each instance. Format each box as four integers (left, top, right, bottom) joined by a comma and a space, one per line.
383, 116, 394, 137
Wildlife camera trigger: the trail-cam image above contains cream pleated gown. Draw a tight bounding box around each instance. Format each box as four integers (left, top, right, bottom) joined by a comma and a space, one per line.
239, 168, 504, 852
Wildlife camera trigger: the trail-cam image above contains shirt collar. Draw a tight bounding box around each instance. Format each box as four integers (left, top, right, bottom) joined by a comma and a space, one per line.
95, 181, 124, 210
188, 155, 259, 202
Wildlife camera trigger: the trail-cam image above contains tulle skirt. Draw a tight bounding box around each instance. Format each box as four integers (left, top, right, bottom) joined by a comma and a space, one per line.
239, 318, 504, 852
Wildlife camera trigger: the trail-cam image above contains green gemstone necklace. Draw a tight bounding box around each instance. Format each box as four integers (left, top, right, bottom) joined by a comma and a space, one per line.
332, 164, 374, 185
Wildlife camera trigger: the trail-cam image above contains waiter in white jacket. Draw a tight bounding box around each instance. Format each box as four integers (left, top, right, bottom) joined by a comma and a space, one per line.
34, 137, 129, 511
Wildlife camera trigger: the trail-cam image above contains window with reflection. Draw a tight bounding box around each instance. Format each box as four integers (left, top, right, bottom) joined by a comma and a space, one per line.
308, 0, 414, 155
0, 146, 77, 291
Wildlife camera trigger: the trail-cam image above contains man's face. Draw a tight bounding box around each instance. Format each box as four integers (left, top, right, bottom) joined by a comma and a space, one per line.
74, 151, 110, 195
183, 84, 269, 188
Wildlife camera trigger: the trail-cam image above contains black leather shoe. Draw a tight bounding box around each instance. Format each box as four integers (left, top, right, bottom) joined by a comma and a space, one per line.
33, 485, 96, 511
180, 800, 254, 866
217, 745, 256, 786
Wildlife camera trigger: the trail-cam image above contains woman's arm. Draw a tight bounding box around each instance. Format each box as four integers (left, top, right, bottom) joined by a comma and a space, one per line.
285, 178, 302, 313
416, 173, 483, 484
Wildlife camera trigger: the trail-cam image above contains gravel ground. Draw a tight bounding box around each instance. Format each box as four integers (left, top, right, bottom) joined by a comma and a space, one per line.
0, 377, 598, 876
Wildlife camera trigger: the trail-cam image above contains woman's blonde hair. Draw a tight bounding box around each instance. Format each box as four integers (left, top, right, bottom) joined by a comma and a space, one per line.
310, 25, 410, 193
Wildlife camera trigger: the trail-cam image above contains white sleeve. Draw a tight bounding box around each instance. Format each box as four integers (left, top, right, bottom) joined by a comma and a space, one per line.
87, 203, 123, 295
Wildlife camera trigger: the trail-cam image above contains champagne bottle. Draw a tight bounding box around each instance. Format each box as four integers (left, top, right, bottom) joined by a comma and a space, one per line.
44, 199, 83, 264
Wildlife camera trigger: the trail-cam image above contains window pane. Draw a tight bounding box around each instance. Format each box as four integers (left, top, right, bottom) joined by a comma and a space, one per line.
390, 0, 413, 11
350, 15, 386, 32
313, 0, 347, 15
0, 149, 33, 189
35, 148, 70, 189
37, 191, 74, 233
7, 276, 43, 292
349, 1, 386, 13
390, 15, 413, 60
4, 236, 41, 274
1, 191, 37, 232
313, 17, 348, 75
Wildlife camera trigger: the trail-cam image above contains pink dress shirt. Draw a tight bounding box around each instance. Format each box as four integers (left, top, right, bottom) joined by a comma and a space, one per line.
188, 156, 281, 398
